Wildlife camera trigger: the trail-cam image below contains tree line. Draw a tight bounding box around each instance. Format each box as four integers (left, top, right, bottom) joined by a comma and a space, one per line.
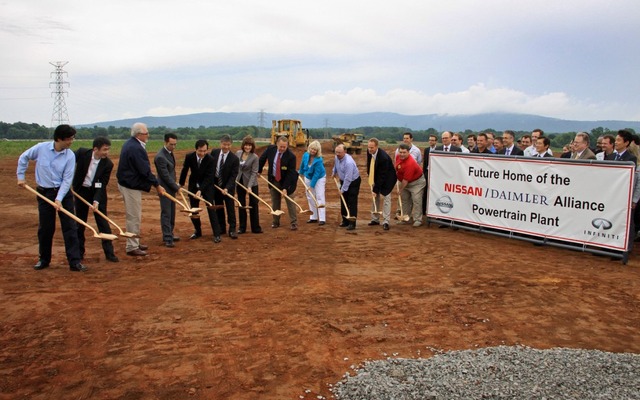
1, 121, 636, 149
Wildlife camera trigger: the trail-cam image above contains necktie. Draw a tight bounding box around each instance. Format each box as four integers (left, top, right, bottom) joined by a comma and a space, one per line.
275, 152, 282, 182
197, 157, 201, 167
615, 153, 621, 161
217, 153, 225, 185
368, 155, 375, 186
506, 148, 510, 156
445, 146, 449, 152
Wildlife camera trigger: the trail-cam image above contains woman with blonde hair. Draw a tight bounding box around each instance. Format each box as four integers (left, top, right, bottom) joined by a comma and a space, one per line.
298, 140, 327, 225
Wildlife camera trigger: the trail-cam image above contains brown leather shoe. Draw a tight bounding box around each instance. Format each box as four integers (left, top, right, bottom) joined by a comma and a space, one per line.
126, 248, 148, 257
138, 244, 149, 251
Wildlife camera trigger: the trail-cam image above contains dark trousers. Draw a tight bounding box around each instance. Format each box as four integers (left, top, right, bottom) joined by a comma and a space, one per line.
214, 188, 237, 233
37, 187, 81, 266
237, 178, 261, 232
74, 186, 116, 258
341, 177, 361, 225
159, 190, 176, 242
422, 171, 429, 215
201, 186, 223, 236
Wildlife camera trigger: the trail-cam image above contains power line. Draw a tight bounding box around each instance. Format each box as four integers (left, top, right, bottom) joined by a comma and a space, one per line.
49, 61, 70, 127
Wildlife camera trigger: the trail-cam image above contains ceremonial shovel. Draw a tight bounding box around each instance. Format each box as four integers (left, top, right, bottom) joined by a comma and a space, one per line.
332, 177, 357, 222
179, 188, 224, 210
162, 191, 202, 214
235, 180, 284, 216
24, 184, 118, 241
71, 189, 138, 238
259, 175, 313, 215
395, 182, 411, 222
298, 176, 324, 209
368, 183, 382, 216
214, 184, 252, 209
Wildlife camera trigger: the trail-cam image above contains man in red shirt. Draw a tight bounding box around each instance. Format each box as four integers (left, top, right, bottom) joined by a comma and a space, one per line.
396, 143, 427, 227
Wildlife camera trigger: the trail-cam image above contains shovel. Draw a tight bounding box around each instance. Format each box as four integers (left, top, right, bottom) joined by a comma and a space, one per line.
369, 183, 383, 216
71, 189, 139, 238
180, 188, 224, 210
332, 177, 357, 222
162, 191, 202, 214
235, 180, 285, 216
298, 176, 324, 209
395, 182, 410, 222
24, 184, 118, 241
214, 184, 252, 210
259, 175, 313, 215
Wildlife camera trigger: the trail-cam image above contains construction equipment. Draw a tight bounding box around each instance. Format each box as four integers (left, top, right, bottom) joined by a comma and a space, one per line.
270, 119, 310, 147
332, 132, 365, 155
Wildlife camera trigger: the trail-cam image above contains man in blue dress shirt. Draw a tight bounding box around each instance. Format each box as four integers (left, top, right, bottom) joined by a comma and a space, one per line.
17, 124, 87, 272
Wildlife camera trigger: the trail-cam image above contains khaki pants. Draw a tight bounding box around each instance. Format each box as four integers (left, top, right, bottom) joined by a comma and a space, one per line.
401, 175, 426, 223
118, 184, 142, 252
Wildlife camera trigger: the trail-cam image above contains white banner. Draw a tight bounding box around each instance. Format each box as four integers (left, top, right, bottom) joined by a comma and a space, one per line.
427, 153, 635, 251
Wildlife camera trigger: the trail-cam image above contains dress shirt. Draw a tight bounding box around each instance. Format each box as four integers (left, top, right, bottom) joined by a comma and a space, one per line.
83, 155, 101, 187
333, 153, 360, 192
17, 141, 76, 201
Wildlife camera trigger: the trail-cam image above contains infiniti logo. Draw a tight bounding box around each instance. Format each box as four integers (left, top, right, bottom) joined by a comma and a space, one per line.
435, 195, 454, 214
591, 218, 613, 230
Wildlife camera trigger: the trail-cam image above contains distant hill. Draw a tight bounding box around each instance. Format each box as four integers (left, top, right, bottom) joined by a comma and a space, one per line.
81, 112, 640, 133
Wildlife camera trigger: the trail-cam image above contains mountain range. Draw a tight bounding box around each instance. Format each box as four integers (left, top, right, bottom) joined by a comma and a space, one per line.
82, 112, 640, 133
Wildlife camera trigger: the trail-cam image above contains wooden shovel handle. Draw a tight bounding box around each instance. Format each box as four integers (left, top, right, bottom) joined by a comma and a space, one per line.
71, 189, 125, 235
236, 180, 274, 212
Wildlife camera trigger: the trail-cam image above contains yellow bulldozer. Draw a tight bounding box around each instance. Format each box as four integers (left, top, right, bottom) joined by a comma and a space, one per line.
270, 119, 310, 147
332, 132, 365, 155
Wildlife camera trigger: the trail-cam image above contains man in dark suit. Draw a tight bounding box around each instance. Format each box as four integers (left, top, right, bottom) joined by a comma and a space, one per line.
609, 130, 638, 164
422, 134, 438, 214
435, 131, 462, 152
73, 136, 119, 262
499, 130, 524, 156
258, 135, 298, 230
154, 133, 181, 247
367, 138, 396, 230
533, 137, 554, 157
180, 139, 210, 239
211, 135, 240, 239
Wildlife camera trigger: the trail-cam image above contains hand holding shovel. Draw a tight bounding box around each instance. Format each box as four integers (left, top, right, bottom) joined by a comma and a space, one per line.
259, 175, 312, 215
332, 176, 356, 221
235, 180, 284, 216
298, 176, 324, 209
214, 184, 251, 209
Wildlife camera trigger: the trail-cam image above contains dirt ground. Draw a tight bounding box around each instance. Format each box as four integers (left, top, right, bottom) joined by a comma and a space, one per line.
1, 142, 639, 400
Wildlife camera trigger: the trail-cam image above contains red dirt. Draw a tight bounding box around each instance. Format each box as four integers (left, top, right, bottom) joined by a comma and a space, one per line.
1, 143, 639, 399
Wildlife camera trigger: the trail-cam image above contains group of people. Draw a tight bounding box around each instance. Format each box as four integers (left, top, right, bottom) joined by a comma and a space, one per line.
17, 123, 640, 272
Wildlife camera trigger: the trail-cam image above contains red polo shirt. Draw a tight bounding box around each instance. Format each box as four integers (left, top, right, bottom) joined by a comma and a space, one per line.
395, 154, 423, 182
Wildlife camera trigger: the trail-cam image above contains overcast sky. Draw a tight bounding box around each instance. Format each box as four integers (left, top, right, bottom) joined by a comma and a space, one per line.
2, 0, 639, 127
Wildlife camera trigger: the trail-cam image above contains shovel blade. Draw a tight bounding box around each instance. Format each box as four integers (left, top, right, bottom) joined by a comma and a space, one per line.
96, 233, 119, 241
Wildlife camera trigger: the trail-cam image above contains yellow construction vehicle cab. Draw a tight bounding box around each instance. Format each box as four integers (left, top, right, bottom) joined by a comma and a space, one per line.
270, 119, 310, 147
332, 132, 365, 154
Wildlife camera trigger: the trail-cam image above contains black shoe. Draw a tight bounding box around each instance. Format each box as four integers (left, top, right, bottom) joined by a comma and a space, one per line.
368, 221, 380, 226
70, 263, 88, 272
106, 255, 120, 263
383, 223, 390, 231
346, 224, 356, 231
252, 229, 263, 234
213, 236, 221, 243
164, 241, 175, 248
229, 231, 238, 239
237, 229, 246, 234
271, 223, 280, 228
290, 223, 298, 231
189, 233, 202, 240
172, 236, 181, 242
138, 244, 149, 251
318, 221, 326, 226
339, 222, 349, 227
307, 219, 318, 224
34, 260, 50, 270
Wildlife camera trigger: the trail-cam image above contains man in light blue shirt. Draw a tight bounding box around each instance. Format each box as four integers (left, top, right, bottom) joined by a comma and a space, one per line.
17, 125, 87, 272
332, 144, 361, 230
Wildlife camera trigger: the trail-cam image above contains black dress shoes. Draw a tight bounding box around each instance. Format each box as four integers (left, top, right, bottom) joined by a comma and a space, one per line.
189, 233, 202, 240
383, 223, 390, 231
368, 221, 380, 226
70, 263, 88, 272
339, 221, 349, 227
346, 224, 356, 231
33, 260, 50, 270
307, 219, 318, 224
172, 236, 181, 242
252, 229, 263, 234
164, 241, 175, 248
213, 236, 222, 243
126, 248, 148, 256
318, 221, 326, 226
138, 244, 149, 251
237, 229, 246, 234
106, 255, 120, 262
229, 231, 238, 239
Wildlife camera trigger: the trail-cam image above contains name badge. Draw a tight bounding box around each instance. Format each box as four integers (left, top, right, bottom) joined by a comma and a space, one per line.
94, 182, 102, 188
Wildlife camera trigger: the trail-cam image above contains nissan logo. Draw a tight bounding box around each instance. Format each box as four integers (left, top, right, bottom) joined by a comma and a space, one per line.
591, 218, 613, 230
435, 195, 454, 214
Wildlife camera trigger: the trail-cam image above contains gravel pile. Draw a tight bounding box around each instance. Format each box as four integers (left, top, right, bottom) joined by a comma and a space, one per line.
332, 346, 640, 399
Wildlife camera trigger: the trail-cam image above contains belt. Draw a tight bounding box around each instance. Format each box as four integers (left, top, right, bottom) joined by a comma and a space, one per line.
36, 186, 60, 192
